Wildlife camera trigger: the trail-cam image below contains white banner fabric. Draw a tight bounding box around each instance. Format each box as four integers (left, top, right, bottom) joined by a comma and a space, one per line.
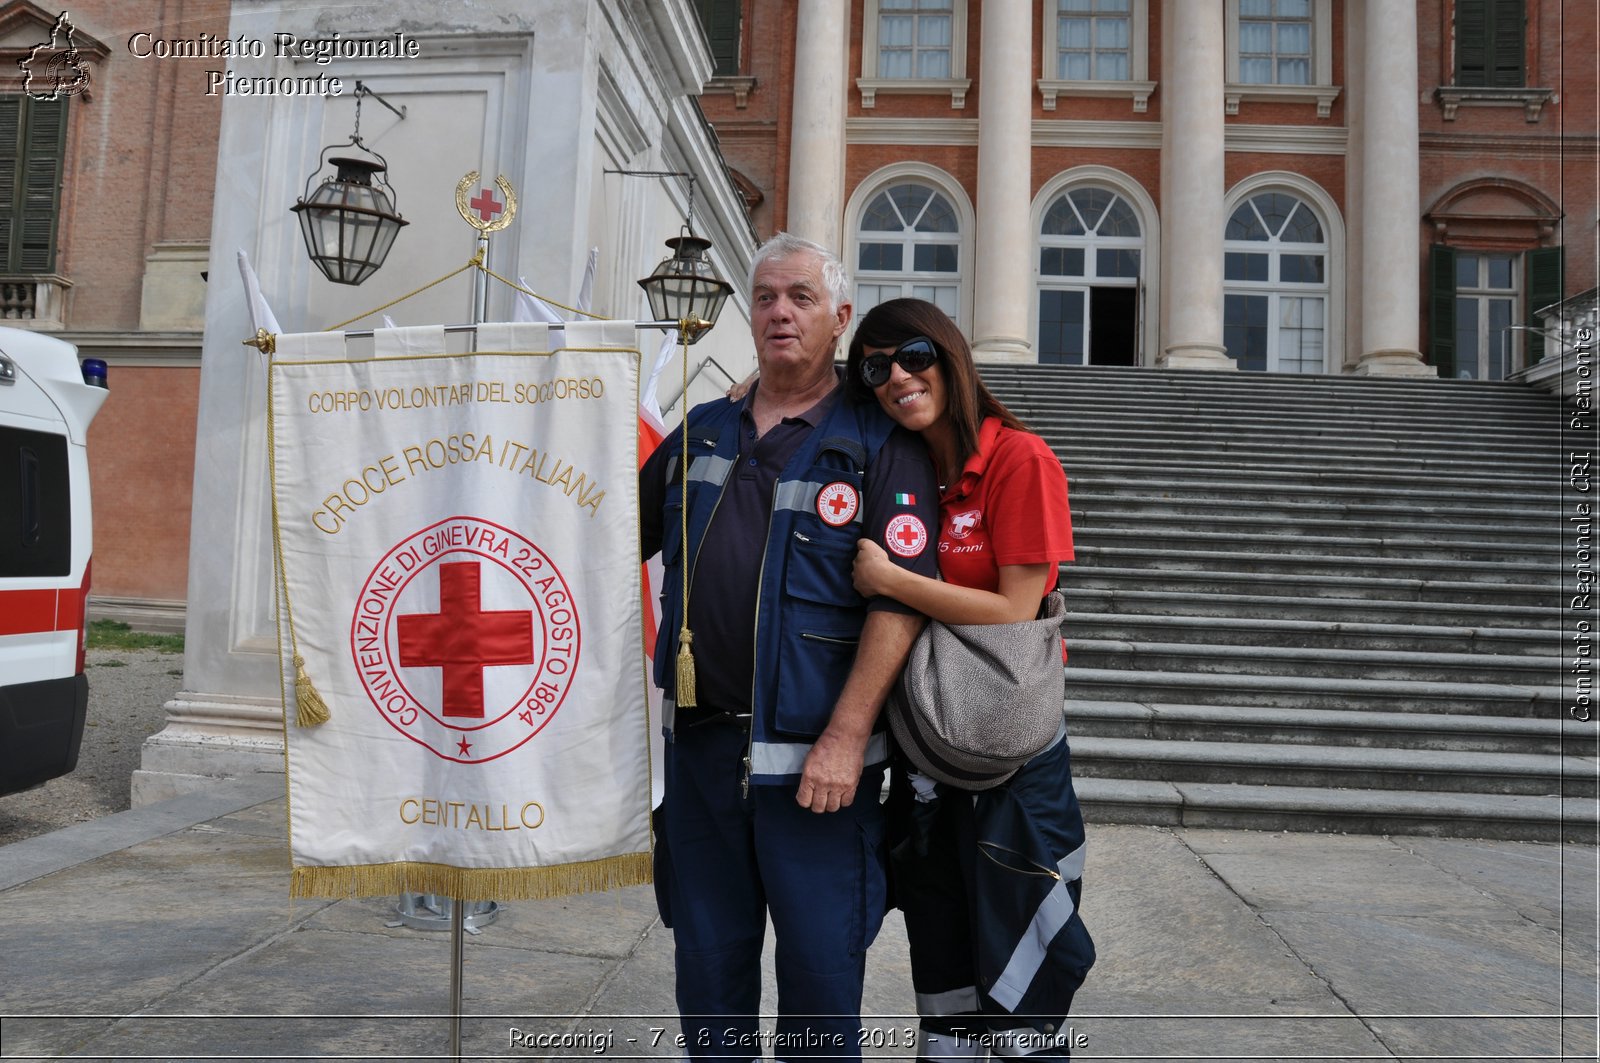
269, 322, 650, 900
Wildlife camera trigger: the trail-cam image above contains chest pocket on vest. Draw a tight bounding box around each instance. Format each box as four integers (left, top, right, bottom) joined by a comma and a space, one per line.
774, 466, 869, 737
783, 460, 867, 604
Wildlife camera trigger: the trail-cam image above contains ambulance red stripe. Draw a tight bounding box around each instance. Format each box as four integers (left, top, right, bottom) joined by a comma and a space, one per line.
0, 587, 83, 636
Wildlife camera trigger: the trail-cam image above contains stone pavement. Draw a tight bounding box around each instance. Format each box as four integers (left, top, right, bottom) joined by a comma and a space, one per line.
0, 773, 1594, 1062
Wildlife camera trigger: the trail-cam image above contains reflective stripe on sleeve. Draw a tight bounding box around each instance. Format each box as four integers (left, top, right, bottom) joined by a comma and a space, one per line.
987, 841, 1088, 1012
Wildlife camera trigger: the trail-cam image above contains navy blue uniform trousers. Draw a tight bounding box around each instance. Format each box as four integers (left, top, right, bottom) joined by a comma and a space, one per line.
891, 737, 1095, 1060
655, 722, 889, 1061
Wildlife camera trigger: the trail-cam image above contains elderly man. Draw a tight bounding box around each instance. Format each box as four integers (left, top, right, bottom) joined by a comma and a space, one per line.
640, 233, 940, 1059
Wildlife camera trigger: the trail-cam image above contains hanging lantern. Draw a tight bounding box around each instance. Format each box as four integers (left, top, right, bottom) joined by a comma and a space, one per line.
291, 153, 408, 286
290, 85, 408, 286
637, 233, 734, 344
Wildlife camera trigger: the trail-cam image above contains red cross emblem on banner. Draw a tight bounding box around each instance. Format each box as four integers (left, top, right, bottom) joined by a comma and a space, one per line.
353, 517, 578, 763
468, 188, 503, 223
885, 513, 928, 558
816, 481, 860, 527
396, 561, 535, 718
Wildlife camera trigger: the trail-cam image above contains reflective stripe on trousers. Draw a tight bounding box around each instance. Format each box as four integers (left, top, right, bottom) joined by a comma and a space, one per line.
750, 731, 890, 778
663, 697, 891, 779
915, 984, 980, 1016
986, 841, 1087, 1012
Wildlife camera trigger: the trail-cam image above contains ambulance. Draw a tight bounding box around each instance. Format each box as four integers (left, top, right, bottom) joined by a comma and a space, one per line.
0, 326, 106, 796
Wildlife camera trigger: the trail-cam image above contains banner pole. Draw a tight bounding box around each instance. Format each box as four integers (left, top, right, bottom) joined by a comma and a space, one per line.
473, 232, 490, 325
449, 898, 466, 1060
441, 170, 516, 1063
447, 227, 491, 1063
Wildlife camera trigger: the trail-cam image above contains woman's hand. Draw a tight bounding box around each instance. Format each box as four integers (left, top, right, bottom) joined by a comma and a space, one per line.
853, 538, 900, 598
726, 370, 758, 402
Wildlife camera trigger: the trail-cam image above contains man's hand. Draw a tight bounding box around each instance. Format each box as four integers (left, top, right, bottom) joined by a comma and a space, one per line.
796, 727, 866, 813
794, 610, 923, 813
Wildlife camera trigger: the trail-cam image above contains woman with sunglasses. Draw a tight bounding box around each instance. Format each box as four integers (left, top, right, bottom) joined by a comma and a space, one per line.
847, 298, 1095, 1060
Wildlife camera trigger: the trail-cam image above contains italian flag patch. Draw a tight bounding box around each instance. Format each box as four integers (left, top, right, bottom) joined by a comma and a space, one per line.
894, 492, 916, 505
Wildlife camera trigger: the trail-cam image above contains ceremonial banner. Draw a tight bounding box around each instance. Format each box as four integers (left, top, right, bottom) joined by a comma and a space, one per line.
268, 321, 651, 900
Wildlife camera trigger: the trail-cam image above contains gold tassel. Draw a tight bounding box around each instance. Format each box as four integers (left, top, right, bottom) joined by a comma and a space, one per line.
293, 654, 331, 726
675, 626, 698, 708
671, 324, 698, 712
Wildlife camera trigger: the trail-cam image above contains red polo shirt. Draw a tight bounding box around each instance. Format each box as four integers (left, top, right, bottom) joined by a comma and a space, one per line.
937, 417, 1073, 597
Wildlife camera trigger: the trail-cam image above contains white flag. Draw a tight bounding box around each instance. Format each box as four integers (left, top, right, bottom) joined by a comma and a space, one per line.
512, 278, 567, 326
576, 246, 599, 313
237, 250, 281, 335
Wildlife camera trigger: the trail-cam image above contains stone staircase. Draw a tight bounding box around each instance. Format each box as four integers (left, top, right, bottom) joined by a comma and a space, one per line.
980, 364, 1595, 842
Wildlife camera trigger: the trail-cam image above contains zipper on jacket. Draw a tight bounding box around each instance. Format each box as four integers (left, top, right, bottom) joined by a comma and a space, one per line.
743, 477, 788, 800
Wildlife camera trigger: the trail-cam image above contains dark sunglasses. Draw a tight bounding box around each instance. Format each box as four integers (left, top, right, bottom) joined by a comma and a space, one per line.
859, 336, 940, 389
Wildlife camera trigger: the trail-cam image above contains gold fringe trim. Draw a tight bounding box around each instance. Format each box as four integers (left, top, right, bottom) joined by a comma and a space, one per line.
292, 654, 331, 726
674, 626, 698, 709
289, 852, 654, 902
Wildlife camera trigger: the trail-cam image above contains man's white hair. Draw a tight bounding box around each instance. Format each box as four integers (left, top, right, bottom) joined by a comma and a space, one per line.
748, 232, 851, 312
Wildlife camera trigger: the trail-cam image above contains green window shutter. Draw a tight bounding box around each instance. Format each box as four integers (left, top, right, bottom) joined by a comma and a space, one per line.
1525, 246, 1563, 365
692, 0, 740, 77
1490, 0, 1526, 86
0, 96, 66, 275
1457, 0, 1526, 87
1428, 244, 1458, 377
20, 99, 67, 273
0, 97, 21, 272
1456, 0, 1489, 85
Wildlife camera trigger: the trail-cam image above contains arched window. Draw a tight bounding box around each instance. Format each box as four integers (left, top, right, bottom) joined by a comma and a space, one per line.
854, 182, 961, 319
1223, 191, 1329, 373
1036, 186, 1143, 365
1424, 178, 1564, 372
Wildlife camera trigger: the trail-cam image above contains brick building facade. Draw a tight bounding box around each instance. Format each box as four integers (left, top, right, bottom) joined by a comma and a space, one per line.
695, 0, 1595, 377
2, 0, 227, 612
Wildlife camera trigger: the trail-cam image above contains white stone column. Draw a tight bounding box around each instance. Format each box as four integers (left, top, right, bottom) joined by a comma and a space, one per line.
971, 0, 1034, 362
1343, 3, 1366, 370
786, 0, 848, 251
1354, 0, 1432, 376
1159, 1, 1233, 369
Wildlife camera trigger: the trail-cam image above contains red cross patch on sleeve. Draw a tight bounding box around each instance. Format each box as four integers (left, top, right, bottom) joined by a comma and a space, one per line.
885, 514, 929, 558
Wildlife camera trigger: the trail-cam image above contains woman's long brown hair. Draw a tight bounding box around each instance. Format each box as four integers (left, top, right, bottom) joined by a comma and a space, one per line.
846, 297, 1027, 469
